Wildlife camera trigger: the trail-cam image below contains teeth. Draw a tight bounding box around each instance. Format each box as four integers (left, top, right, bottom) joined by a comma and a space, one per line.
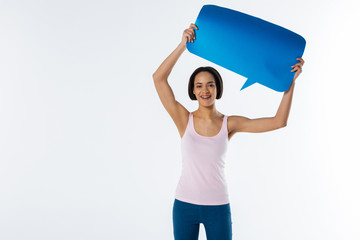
201, 96, 210, 99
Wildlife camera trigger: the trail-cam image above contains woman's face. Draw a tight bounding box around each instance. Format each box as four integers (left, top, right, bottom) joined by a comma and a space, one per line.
193, 71, 217, 106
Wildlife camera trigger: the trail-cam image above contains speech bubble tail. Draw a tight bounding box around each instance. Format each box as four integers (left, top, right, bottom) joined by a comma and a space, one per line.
240, 79, 255, 91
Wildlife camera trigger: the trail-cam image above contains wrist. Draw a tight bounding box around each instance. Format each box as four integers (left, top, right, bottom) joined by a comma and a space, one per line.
284, 80, 295, 94
178, 41, 187, 51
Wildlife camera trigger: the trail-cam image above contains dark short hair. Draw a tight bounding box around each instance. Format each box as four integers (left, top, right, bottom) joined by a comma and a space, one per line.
188, 66, 223, 100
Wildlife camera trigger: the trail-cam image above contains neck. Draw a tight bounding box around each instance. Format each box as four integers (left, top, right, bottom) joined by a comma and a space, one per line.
195, 104, 218, 119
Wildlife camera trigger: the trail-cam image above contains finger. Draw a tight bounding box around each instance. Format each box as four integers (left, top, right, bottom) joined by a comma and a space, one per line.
190, 29, 195, 38
188, 24, 198, 41
291, 62, 301, 68
186, 32, 194, 42
184, 30, 194, 40
291, 66, 301, 72
294, 67, 302, 73
186, 28, 195, 37
292, 63, 302, 68
294, 63, 302, 68
186, 29, 195, 41
296, 58, 305, 65
188, 28, 196, 39
185, 35, 192, 43
190, 23, 199, 30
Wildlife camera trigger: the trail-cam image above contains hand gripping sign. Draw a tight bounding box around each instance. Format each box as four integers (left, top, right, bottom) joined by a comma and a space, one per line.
186, 5, 306, 92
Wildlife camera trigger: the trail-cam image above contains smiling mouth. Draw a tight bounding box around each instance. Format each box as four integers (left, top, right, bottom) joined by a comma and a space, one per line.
200, 95, 211, 100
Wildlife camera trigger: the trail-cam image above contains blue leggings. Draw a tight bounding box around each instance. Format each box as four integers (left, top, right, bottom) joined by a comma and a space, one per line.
172, 199, 232, 240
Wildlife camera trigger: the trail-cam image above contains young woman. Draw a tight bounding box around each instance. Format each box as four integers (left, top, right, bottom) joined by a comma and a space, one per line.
153, 23, 304, 240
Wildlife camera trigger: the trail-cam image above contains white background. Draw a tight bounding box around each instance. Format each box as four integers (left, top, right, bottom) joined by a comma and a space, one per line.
1, 0, 359, 239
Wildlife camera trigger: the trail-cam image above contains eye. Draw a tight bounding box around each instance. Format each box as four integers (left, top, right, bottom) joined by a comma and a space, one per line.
196, 86, 201, 88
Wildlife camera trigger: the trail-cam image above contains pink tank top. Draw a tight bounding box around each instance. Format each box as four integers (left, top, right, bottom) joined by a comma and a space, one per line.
175, 112, 229, 205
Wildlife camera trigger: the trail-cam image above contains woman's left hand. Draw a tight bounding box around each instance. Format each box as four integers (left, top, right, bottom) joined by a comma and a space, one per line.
291, 58, 305, 81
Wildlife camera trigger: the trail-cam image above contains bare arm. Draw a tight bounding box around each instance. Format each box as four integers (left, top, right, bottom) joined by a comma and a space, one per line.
153, 24, 198, 137
228, 58, 305, 136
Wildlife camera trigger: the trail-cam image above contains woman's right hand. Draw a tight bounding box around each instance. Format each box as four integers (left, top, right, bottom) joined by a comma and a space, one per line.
180, 23, 198, 47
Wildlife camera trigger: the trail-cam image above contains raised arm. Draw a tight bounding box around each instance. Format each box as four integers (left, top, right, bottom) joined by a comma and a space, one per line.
153, 24, 198, 137
228, 58, 305, 137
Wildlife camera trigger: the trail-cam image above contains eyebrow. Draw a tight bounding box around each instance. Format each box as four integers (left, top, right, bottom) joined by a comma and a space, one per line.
195, 81, 215, 84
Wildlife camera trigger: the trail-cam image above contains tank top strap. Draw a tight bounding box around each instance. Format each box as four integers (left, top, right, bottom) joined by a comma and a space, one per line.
218, 114, 227, 136
222, 115, 228, 134
181, 112, 193, 138
188, 111, 194, 131
189, 112, 198, 135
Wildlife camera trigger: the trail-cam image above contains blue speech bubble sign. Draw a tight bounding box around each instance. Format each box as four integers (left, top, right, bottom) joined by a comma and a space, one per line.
187, 5, 306, 92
